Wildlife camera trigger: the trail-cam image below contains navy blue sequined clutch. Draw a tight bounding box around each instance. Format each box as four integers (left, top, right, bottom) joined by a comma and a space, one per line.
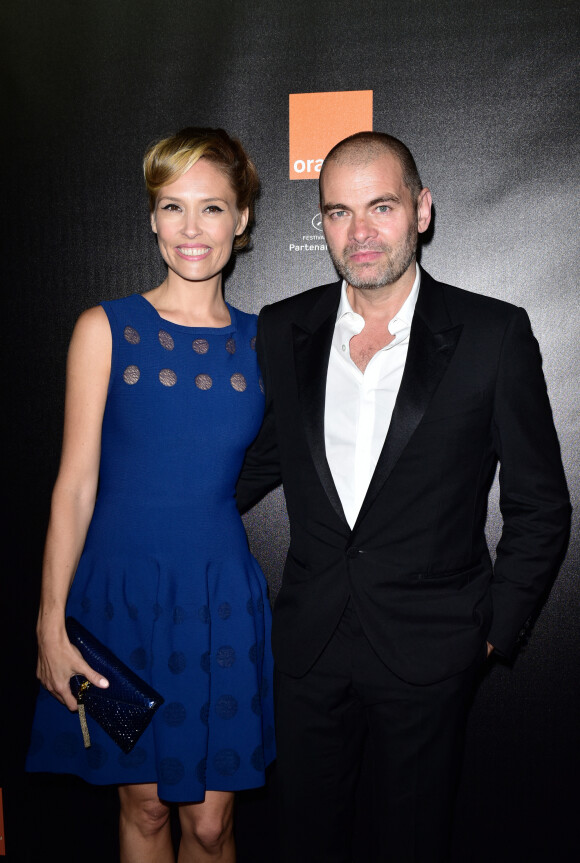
66, 617, 164, 754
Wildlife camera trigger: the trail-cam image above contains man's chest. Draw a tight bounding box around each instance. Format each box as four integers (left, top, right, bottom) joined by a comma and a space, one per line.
348, 326, 395, 373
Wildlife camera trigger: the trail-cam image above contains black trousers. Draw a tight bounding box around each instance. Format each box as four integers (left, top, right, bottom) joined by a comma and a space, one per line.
274, 602, 486, 863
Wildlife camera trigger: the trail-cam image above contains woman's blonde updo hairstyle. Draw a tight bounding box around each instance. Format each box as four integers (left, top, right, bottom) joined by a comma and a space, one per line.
143, 127, 259, 250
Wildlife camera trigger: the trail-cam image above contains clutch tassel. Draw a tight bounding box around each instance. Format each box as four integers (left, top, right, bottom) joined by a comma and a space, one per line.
77, 681, 92, 748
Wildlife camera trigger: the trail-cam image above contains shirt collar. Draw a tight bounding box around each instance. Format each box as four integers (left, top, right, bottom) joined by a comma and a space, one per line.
336, 263, 421, 327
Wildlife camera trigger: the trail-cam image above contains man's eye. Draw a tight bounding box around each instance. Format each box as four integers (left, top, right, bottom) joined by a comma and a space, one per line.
330, 210, 347, 219
375, 205, 390, 213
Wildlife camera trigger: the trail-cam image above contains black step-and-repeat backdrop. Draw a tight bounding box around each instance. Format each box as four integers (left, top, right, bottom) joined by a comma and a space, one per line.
3, 1, 578, 860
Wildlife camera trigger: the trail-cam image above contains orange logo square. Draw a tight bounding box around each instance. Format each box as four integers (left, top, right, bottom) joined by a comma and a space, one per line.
289, 90, 373, 180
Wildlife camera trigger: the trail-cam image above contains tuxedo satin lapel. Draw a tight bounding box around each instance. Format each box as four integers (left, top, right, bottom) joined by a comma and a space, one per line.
353, 311, 463, 532
292, 292, 348, 526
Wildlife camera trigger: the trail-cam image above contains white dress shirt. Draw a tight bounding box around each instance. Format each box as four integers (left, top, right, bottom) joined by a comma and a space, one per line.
324, 265, 421, 528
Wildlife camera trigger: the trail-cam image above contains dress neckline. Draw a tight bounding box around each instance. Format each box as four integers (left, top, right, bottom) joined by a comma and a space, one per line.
135, 293, 236, 333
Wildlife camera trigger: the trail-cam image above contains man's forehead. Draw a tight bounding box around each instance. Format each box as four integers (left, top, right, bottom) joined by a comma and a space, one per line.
320, 151, 405, 197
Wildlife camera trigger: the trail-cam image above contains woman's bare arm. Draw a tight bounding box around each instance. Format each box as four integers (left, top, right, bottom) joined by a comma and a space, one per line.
36, 305, 112, 710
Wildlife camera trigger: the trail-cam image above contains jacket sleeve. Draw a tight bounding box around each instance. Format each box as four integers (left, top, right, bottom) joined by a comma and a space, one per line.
236, 307, 283, 514
488, 307, 571, 655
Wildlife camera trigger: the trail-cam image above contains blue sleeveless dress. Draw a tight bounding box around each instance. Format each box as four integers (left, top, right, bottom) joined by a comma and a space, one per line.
26, 294, 275, 802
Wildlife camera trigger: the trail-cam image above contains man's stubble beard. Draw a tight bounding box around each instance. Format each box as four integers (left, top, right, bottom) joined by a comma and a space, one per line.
326, 220, 418, 290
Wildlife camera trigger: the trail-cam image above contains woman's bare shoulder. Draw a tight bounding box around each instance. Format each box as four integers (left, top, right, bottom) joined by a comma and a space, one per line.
67, 305, 111, 365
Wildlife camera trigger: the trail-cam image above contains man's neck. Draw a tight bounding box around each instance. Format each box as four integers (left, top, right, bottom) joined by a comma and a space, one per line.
347, 263, 417, 323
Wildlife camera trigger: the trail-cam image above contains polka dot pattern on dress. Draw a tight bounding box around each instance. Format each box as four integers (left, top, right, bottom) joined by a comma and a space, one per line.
230, 373, 247, 392
168, 651, 187, 674
123, 365, 140, 385
173, 606, 186, 624
23, 296, 275, 799
160, 757, 185, 785
195, 374, 213, 391
158, 329, 175, 350
130, 647, 147, 670
214, 748, 240, 776
86, 743, 108, 770
159, 369, 177, 387
218, 602, 231, 620
215, 695, 238, 719
216, 646, 236, 668
246, 596, 264, 616
124, 326, 140, 344
118, 319, 263, 403
249, 642, 264, 665
251, 746, 265, 772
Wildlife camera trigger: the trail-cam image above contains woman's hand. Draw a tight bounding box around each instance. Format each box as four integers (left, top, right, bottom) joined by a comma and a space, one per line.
37, 621, 109, 712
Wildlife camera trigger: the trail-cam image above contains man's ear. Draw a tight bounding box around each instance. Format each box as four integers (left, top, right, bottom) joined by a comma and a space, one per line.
417, 188, 432, 235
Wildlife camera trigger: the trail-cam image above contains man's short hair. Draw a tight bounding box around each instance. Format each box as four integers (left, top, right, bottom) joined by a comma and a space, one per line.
320, 131, 423, 204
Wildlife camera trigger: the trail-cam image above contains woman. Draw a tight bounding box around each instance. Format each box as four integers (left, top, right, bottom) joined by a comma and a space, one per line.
26, 127, 275, 862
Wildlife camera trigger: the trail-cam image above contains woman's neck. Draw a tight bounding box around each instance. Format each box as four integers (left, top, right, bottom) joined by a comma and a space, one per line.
143, 274, 230, 327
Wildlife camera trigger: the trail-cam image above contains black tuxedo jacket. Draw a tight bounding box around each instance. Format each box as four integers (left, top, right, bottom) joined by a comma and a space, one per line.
237, 270, 570, 684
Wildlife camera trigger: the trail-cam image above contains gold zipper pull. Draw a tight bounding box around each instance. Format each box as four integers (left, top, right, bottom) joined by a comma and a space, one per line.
77, 680, 91, 749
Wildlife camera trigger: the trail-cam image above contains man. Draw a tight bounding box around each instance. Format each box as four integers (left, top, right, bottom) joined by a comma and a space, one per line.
236, 132, 570, 862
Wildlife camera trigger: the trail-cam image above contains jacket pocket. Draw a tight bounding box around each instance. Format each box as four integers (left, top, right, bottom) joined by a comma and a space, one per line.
421, 391, 486, 424
417, 561, 483, 586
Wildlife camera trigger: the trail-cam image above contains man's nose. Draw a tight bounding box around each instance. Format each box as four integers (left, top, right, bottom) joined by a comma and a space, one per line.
350, 213, 377, 244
